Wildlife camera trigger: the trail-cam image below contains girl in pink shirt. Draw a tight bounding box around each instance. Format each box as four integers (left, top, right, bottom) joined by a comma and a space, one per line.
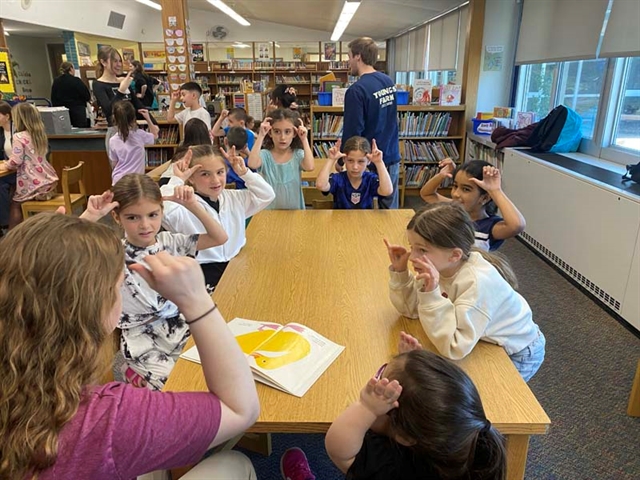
0, 102, 58, 229
0, 212, 260, 480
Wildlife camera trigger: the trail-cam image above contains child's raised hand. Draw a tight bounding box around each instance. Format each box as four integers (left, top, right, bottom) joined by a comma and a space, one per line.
163, 185, 198, 209
259, 118, 272, 137
438, 158, 456, 178
172, 149, 202, 182
137, 109, 151, 120
398, 331, 423, 354
366, 139, 383, 165
229, 148, 249, 177
360, 377, 402, 417
296, 124, 308, 140
171, 91, 180, 101
82, 190, 119, 221
220, 109, 229, 119
328, 139, 346, 164
469, 165, 502, 192
118, 70, 134, 92
383, 238, 410, 272
411, 256, 439, 292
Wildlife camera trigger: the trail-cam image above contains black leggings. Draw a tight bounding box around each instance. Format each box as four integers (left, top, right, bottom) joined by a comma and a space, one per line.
200, 261, 229, 289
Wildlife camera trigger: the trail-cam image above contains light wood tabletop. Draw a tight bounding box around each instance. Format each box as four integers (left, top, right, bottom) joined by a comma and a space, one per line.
164, 210, 550, 479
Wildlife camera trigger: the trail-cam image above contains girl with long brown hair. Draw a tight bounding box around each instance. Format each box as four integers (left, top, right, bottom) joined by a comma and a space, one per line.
0, 212, 259, 479
325, 332, 506, 479
384, 202, 545, 381
0, 102, 58, 229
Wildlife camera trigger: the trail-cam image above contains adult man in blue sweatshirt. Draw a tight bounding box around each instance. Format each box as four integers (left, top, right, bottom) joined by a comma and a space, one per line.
341, 37, 400, 209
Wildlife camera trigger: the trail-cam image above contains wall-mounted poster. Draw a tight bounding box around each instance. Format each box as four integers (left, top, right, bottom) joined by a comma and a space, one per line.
226, 47, 235, 59
258, 43, 271, 60
293, 47, 302, 60
77, 42, 91, 57
324, 42, 336, 60
0, 49, 16, 94
122, 48, 135, 66
191, 43, 204, 62
483, 45, 504, 72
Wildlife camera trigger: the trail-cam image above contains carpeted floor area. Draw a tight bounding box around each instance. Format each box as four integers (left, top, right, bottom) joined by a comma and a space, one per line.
237, 235, 640, 479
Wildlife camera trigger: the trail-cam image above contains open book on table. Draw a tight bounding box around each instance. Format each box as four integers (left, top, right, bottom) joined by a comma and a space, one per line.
180, 318, 345, 397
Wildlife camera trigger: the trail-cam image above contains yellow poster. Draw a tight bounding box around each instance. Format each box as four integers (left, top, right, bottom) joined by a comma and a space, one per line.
0, 49, 16, 94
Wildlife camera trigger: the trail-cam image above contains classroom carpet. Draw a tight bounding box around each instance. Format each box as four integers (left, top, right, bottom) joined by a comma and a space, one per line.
235, 235, 640, 479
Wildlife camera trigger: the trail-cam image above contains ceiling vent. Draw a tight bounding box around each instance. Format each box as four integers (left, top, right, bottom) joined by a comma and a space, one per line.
108, 11, 126, 30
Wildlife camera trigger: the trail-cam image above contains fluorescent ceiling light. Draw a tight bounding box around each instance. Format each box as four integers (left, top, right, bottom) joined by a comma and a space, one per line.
331, 1, 361, 42
135, 0, 162, 11
207, 0, 251, 26
4, 31, 9, 36
233, 42, 251, 48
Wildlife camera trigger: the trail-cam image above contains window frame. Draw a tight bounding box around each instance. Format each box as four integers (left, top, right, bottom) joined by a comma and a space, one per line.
516, 56, 640, 166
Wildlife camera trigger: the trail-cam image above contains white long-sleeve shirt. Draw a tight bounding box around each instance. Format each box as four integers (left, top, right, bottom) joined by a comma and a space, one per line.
389, 252, 539, 359
160, 170, 275, 264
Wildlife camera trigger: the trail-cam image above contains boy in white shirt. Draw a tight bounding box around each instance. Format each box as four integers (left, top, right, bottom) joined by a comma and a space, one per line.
167, 82, 212, 128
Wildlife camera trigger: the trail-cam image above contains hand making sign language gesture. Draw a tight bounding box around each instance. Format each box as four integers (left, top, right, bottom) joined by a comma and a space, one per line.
172, 149, 202, 183
220, 145, 249, 177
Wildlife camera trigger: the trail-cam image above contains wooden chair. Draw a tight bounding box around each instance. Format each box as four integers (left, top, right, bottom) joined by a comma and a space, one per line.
312, 199, 334, 209
21, 161, 87, 218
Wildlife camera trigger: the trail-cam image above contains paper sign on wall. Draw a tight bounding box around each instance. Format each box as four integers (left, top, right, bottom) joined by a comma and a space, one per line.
0, 49, 16, 94
483, 45, 504, 72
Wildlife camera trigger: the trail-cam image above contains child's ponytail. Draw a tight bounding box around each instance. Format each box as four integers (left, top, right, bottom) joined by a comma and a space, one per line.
112, 101, 136, 143
469, 423, 507, 480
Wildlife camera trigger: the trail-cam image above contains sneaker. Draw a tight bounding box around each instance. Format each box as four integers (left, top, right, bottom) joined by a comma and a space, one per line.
280, 447, 315, 480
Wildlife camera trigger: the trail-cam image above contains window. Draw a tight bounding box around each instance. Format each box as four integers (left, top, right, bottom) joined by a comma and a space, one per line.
516, 59, 607, 138
612, 57, 640, 153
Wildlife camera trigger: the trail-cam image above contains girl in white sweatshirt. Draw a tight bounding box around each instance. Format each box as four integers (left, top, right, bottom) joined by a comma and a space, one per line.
385, 202, 545, 381
161, 144, 275, 287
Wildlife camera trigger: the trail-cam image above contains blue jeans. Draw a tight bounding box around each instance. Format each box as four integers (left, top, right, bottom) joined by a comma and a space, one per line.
378, 162, 399, 209
509, 328, 546, 382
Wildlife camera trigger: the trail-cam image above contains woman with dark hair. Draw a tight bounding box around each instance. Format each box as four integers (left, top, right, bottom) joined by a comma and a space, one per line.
0, 101, 14, 231
131, 60, 160, 108
51, 61, 91, 127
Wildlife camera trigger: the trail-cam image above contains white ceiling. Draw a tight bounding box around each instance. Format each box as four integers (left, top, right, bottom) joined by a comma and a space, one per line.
0, 0, 464, 41
188, 0, 464, 40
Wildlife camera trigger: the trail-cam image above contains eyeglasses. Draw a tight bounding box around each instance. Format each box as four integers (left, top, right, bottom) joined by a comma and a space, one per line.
374, 363, 388, 380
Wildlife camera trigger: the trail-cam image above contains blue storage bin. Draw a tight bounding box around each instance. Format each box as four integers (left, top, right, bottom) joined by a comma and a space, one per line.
318, 92, 332, 106
397, 90, 409, 105
472, 118, 495, 135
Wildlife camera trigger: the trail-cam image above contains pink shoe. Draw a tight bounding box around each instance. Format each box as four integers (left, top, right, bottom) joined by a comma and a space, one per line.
280, 447, 315, 480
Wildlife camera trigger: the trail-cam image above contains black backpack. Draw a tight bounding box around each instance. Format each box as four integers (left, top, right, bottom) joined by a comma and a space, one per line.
527, 105, 582, 153
622, 162, 640, 184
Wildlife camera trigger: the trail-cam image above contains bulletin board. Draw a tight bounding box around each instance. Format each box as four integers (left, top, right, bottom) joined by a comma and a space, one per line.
0, 48, 16, 94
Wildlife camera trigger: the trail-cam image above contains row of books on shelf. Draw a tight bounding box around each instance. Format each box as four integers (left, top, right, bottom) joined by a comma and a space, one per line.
398, 112, 452, 138
404, 165, 453, 188
313, 141, 336, 158
156, 125, 179, 145
467, 142, 500, 162
400, 140, 460, 162
312, 114, 343, 139
146, 149, 172, 167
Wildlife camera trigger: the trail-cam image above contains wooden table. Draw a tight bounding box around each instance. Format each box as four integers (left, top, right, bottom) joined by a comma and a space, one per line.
165, 210, 550, 479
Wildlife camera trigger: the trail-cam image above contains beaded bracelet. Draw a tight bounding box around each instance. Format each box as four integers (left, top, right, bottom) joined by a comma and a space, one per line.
185, 304, 218, 325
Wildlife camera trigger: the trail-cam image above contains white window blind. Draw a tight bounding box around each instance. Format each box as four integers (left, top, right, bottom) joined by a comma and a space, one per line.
394, 33, 410, 72
516, 0, 609, 65
407, 26, 427, 71
428, 11, 459, 71
457, 6, 469, 71
600, 0, 640, 58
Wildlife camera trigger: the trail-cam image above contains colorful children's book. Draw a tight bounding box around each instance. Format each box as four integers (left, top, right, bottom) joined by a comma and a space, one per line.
412, 79, 432, 105
439, 84, 462, 106
180, 318, 345, 397
493, 106, 514, 118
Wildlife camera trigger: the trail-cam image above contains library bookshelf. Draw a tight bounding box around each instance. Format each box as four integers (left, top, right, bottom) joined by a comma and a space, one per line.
144, 120, 180, 171
188, 61, 360, 112
310, 105, 466, 199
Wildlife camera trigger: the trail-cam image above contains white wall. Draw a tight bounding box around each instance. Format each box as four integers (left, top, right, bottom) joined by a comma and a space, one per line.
6, 35, 62, 99
0, 0, 163, 43
476, 0, 520, 112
